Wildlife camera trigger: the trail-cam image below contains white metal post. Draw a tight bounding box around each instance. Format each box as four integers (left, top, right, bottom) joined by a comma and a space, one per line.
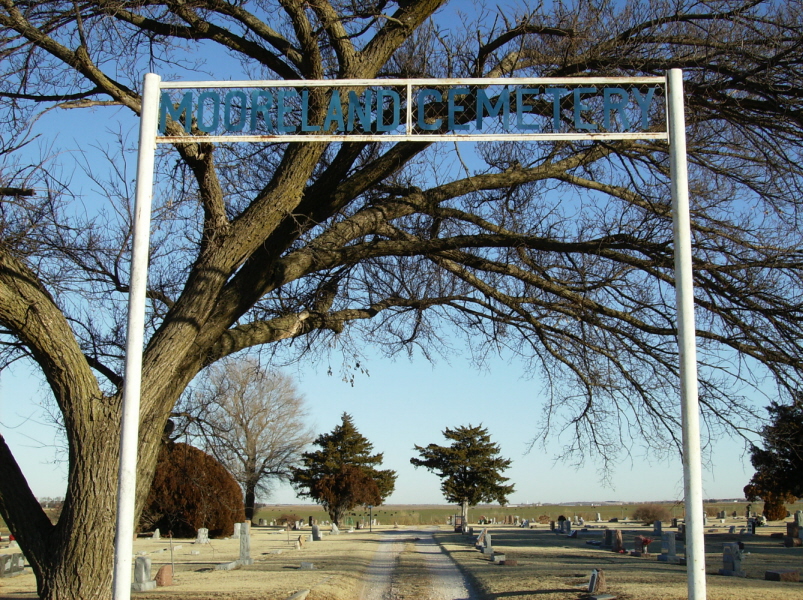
112, 72, 161, 600
667, 68, 707, 600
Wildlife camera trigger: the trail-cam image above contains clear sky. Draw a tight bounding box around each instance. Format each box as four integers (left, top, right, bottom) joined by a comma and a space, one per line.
1, 344, 757, 506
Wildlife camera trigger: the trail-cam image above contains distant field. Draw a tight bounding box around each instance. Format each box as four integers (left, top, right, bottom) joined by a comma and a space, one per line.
4, 500, 803, 534
253, 500, 803, 526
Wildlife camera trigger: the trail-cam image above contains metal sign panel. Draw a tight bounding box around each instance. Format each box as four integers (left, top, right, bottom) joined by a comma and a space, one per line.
156, 77, 667, 143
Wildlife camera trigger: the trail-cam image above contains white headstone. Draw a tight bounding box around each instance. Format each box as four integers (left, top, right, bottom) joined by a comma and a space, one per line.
195, 528, 209, 544
331, 523, 340, 535
232, 523, 241, 539
239, 522, 253, 565
312, 524, 321, 541
132, 556, 156, 591
152, 528, 160, 541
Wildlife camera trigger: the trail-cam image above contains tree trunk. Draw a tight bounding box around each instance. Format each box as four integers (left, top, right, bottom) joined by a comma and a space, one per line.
462, 499, 468, 522
244, 485, 256, 521
1, 416, 122, 600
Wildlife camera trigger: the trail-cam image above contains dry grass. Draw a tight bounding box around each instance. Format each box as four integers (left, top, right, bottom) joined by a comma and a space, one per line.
3, 515, 803, 599
437, 520, 803, 600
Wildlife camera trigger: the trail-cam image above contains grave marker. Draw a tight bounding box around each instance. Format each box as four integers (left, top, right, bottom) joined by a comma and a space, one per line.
131, 556, 157, 591
588, 569, 607, 593
239, 522, 253, 565
155, 565, 173, 587
195, 528, 209, 544
0, 554, 25, 578
612, 530, 624, 553
657, 532, 679, 563
718, 542, 745, 577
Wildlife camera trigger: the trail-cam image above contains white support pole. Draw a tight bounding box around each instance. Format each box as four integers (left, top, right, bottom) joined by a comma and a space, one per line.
112, 72, 161, 600
667, 68, 707, 600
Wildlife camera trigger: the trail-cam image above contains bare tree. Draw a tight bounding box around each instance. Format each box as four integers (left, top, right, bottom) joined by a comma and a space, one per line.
176, 358, 313, 520
0, 1, 801, 598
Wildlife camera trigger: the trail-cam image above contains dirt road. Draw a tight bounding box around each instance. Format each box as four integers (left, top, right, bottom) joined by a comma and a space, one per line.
358, 527, 478, 600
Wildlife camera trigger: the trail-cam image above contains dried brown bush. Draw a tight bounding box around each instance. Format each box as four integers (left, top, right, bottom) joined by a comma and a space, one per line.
631, 503, 671, 525
140, 442, 245, 538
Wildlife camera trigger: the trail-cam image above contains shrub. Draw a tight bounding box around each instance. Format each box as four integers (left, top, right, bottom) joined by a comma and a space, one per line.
140, 442, 245, 538
631, 503, 671, 525
278, 513, 300, 526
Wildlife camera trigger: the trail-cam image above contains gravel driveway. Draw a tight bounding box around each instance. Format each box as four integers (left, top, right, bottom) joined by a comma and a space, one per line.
358, 527, 479, 600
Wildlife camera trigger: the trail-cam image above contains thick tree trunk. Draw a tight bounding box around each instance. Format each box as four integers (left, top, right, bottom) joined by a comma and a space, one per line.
37, 425, 120, 600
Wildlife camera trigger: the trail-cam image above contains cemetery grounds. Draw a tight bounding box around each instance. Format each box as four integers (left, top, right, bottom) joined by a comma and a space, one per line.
2, 503, 803, 599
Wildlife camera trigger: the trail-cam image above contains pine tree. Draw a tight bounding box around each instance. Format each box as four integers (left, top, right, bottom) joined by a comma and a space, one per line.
411, 425, 514, 520
744, 397, 803, 518
290, 413, 396, 525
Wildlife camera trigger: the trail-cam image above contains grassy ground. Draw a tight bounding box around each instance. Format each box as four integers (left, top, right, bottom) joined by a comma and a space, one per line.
436, 519, 803, 600
3, 517, 803, 599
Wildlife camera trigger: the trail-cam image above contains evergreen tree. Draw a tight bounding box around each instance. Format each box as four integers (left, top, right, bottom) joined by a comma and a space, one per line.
744, 396, 803, 519
290, 414, 396, 525
411, 425, 514, 520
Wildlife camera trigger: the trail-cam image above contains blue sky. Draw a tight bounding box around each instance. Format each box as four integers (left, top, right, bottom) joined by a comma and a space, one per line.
1, 345, 757, 506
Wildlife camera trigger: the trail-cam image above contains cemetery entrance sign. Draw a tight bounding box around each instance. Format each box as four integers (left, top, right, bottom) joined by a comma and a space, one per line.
114, 71, 706, 600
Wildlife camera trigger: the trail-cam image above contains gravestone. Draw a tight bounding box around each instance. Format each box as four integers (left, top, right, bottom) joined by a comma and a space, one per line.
155, 565, 173, 587
239, 522, 253, 565
550, 521, 556, 532
765, 569, 800, 582
132, 556, 157, 592
718, 542, 745, 577
671, 518, 678, 528
259, 519, 267, 526
152, 528, 160, 541
565, 520, 572, 535
596, 513, 602, 522
309, 516, 314, 527
657, 532, 679, 563
588, 568, 607, 593
718, 511, 726, 519
475, 529, 487, 549
331, 523, 340, 535
297, 535, 306, 549
787, 522, 799, 538
632, 535, 650, 556
195, 528, 209, 544
602, 529, 614, 548
746, 519, 755, 535
795, 510, 803, 527
729, 526, 736, 534
703, 514, 708, 527
0, 554, 25, 578
612, 530, 624, 553
653, 520, 662, 535
312, 525, 322, 541
232, 523, 242, 539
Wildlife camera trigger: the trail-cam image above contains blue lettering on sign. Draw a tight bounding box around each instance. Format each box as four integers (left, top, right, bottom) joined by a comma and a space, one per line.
157, 86, 659, 135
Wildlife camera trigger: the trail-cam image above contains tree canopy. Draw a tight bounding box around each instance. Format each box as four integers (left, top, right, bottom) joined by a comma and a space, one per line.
0, 0, 803, 597
411, 424, 514, 517
744, 397, 803, 519
290, 413, 396, 525
174, 358, 314, 519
